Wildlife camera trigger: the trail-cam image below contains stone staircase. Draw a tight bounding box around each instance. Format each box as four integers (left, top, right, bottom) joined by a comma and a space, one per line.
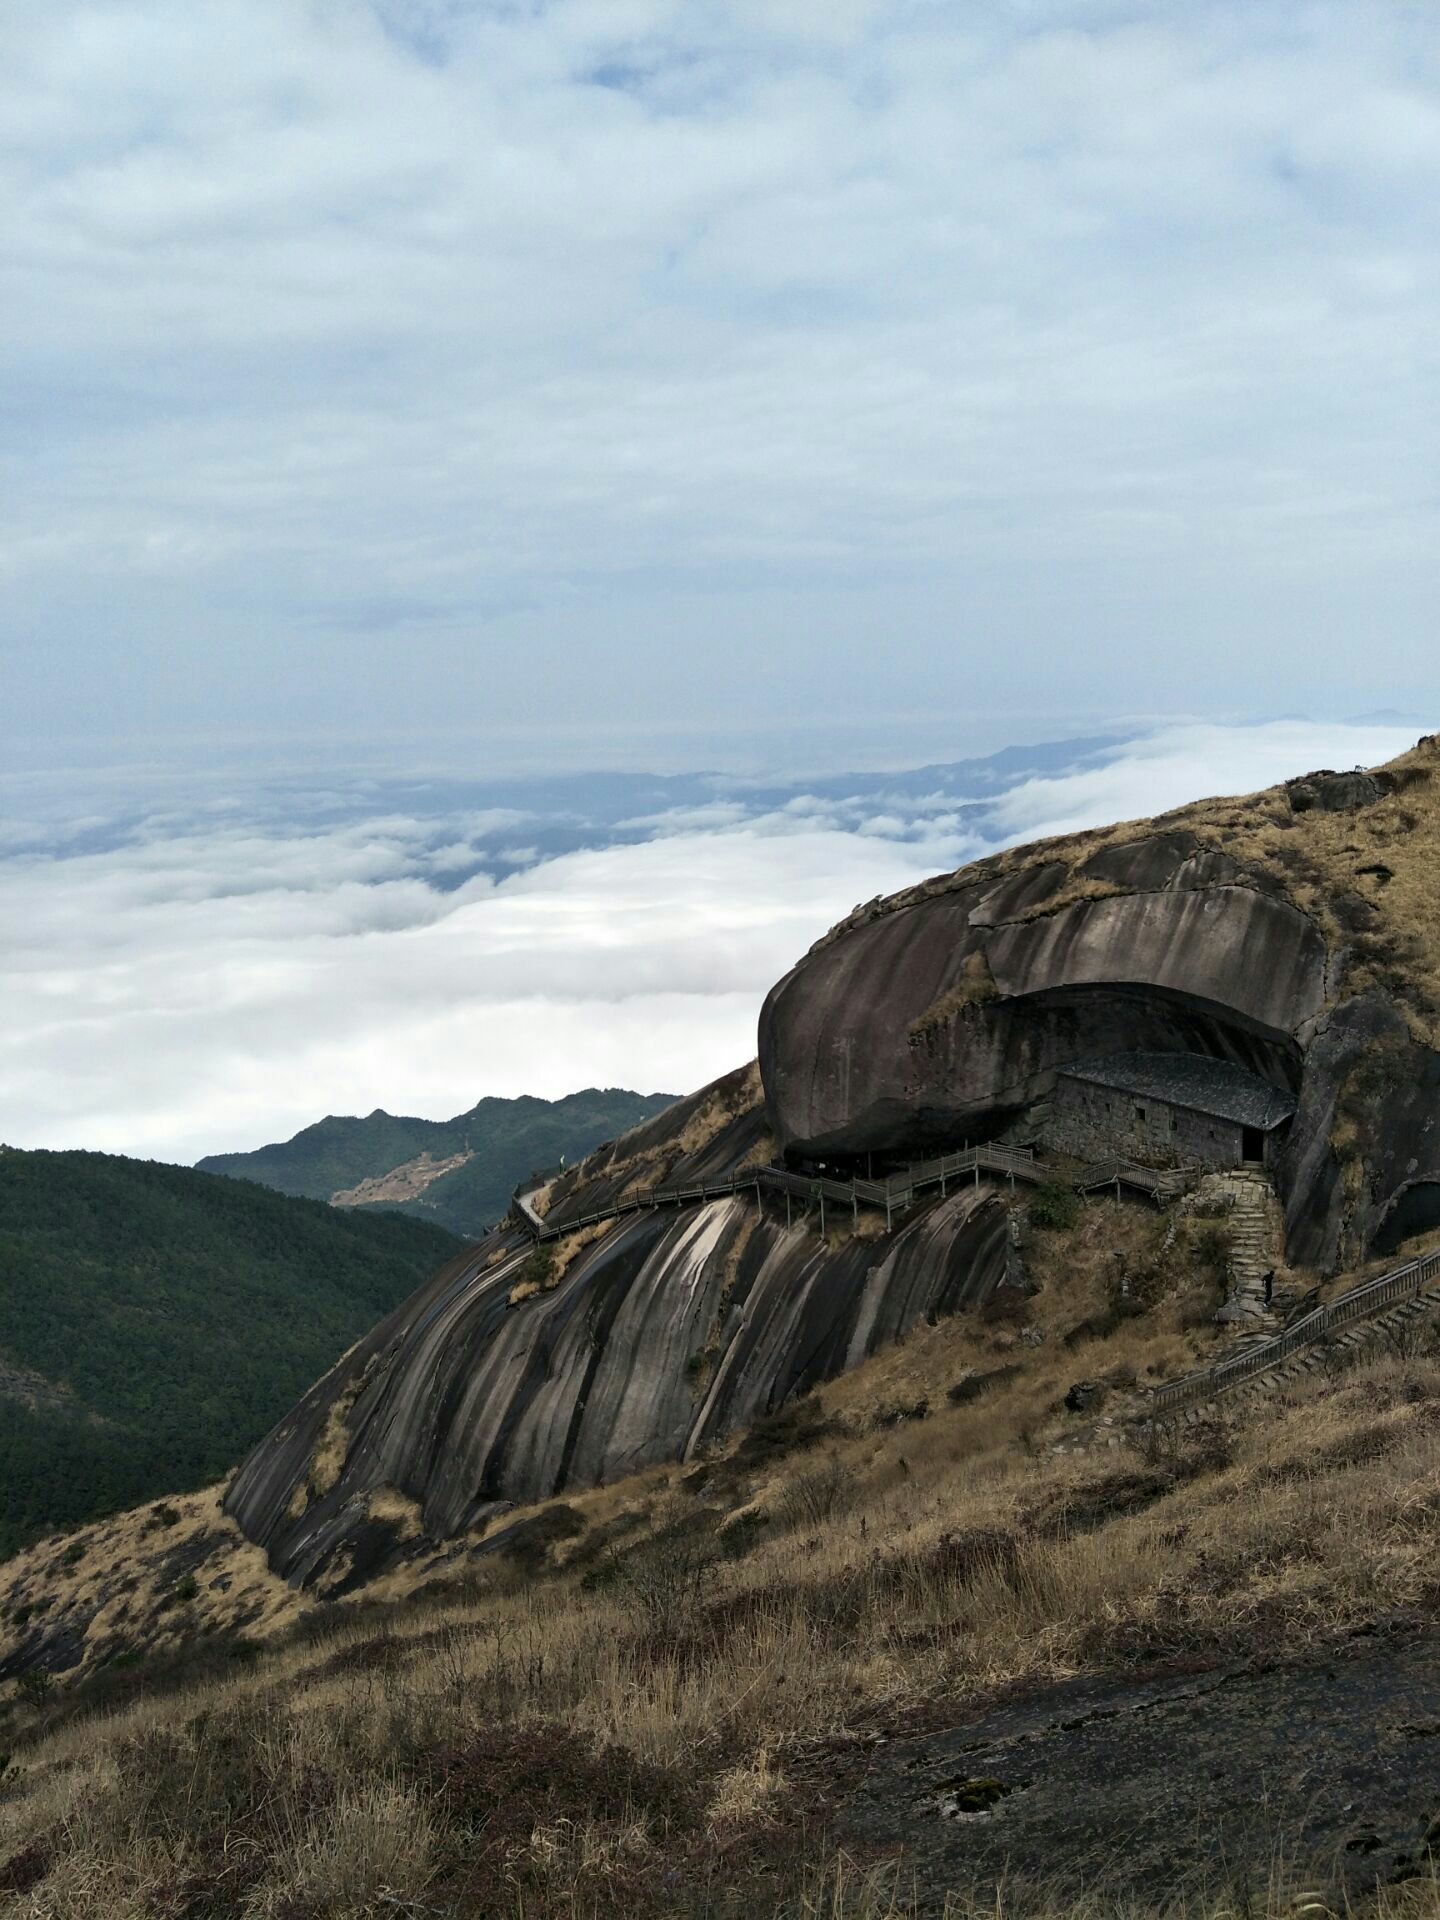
1205, 1168, 1285, 1331
1052, 1274, 1440, 1457
1165, 1281, 1440, 1426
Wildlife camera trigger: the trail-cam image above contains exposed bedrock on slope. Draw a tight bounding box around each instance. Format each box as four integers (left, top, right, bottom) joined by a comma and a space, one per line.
1278, 992, 1440, 1268
225, 1182, 1008, 1588
759, 873, 1324, 1160
227, 753, 1440, 1587
536, 1060, 772, 1231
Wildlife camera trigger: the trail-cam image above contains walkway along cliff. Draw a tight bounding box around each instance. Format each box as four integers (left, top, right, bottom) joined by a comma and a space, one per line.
225, 736, 1440, 1588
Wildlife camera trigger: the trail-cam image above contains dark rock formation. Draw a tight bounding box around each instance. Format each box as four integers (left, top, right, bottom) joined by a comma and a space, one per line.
1286, 768, 1386, 813
536, 1062, 770, 1231
758, 800, 1440, 1273
1278, 993, 1440, 1264
225, 1176, 1008, 1589
839, 1629, 1440, 1909
759, 865, 1322, 1162
225, 739, 1440, 1587
1063, 1380, 1105, 1414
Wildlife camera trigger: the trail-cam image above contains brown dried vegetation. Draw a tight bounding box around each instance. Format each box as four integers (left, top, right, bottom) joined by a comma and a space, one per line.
7, 1197, 1440, 1914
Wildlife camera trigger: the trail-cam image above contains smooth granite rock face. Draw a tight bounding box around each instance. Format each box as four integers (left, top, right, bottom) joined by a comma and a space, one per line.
1278, 992, 1440, 1266
757, 826, 1440, 1272
538, 1061, 771, 1231
759, 866, 1324, 1159
224, 1174, 1008, 1588
228, 776, 1440, 1588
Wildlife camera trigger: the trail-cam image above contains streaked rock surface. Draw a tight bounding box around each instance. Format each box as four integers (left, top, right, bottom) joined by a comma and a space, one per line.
228, 744, 1440, 1587
225, 1140, 1007, 1587
758, 814, 1440, 1273
759, 856, 1324, 1162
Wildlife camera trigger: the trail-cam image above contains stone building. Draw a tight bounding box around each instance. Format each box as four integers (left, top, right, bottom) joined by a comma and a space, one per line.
1041, 1052, 1296, 1170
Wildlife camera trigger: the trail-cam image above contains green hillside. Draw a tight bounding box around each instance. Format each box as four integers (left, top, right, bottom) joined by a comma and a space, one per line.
0, 1147, 462, 1559
197, 1086, 676, 1237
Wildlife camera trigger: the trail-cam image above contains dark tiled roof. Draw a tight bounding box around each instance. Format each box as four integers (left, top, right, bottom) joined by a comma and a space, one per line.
1057, 1052, 1296, 1131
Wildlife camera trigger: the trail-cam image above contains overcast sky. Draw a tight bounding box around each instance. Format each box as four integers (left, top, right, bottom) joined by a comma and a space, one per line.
4, 8, 1438, 1159
4, 0, 1438, 766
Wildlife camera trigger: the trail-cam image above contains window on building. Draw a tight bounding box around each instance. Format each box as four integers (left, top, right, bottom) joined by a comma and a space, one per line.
1135, 1105, 1146, 1122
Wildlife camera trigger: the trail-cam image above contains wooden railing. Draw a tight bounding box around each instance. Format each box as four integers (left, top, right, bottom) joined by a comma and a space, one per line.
1074, 1158, 1195, 1199
1151, 1245, 1440, 1416
515, 1141, 1197, 1245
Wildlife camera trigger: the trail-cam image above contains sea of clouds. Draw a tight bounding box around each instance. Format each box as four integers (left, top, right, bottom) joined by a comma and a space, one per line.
0, 718, 1429, 1165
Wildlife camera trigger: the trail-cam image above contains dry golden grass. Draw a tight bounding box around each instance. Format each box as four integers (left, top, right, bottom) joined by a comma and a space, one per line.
563, 1060, 768, 1213
307, 1359, 378, 1500
673, 1060, 765, 1156
0, 1195, 1215, 1690
0, 1485, 305, 1694
909, 953, 999, 1037
507, 1217, 615, 1304
8, 761, 1440, 1911
7, 1194, 1440, 1914
8, 1334, 1440, 1913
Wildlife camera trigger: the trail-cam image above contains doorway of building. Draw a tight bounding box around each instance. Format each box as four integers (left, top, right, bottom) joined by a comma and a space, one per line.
1241, 1126, 1265, 1164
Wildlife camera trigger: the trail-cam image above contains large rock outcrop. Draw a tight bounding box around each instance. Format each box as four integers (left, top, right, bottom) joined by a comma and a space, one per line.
228, 736, 1440, 1588
760, 869, 1323, 1160
760, 741, 1440, 1273
225, 1119, 1007, 1588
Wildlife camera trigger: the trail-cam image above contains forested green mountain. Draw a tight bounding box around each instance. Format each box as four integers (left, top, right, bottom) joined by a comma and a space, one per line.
0, 1147, 462, 1558
196, 1086, 676, 1237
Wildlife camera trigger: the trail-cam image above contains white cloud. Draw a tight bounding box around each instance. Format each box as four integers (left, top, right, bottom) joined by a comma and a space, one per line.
3, 717, 1432, 1165
988, 720, 1428, 841
0, 809, 958, 1161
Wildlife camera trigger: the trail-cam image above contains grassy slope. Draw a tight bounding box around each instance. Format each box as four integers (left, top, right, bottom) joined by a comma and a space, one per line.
6, 741, 1440, 1907
14, 1193, 1440, 1912
197, 1086, 678, 1236
0, 1148, 461, 1557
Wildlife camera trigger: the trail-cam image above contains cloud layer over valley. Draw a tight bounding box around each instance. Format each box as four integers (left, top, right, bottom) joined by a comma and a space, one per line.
2, 719, 1428, 1165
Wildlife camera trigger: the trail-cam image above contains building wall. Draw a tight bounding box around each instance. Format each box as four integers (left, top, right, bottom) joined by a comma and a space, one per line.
1040, 1075, 1254, 1169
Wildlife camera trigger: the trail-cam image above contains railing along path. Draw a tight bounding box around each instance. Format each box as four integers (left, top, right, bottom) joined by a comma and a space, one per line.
1151, 1245, 1440, 1417
516, 1139, 1440, 1431
515, 1142, 1195, 1246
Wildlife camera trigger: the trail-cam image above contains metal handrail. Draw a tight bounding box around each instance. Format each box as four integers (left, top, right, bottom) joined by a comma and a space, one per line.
1152, 1245, 1440, 1414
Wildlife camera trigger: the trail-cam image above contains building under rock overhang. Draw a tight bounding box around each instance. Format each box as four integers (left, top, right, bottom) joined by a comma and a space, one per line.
1041, 1051, 1296, 1170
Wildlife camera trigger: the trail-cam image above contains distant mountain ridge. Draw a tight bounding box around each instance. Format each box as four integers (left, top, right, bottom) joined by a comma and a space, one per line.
196, 1087, 678, 1238
0, 1147, 462, 1558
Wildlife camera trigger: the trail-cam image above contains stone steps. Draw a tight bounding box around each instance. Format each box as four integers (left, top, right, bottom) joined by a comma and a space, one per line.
1197, 1167, 1286, 1329
1048, 1280, 1440, 1461
1160, 1285, 1440, 1427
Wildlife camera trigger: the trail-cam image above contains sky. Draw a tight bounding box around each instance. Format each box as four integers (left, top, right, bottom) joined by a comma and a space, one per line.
3, 7, 1438, 1161
3, 717, 1434, 1164
4, 0, 1439, 765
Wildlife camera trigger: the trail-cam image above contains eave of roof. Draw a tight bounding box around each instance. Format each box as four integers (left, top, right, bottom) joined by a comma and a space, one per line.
1055, 1051, 1297, 1131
